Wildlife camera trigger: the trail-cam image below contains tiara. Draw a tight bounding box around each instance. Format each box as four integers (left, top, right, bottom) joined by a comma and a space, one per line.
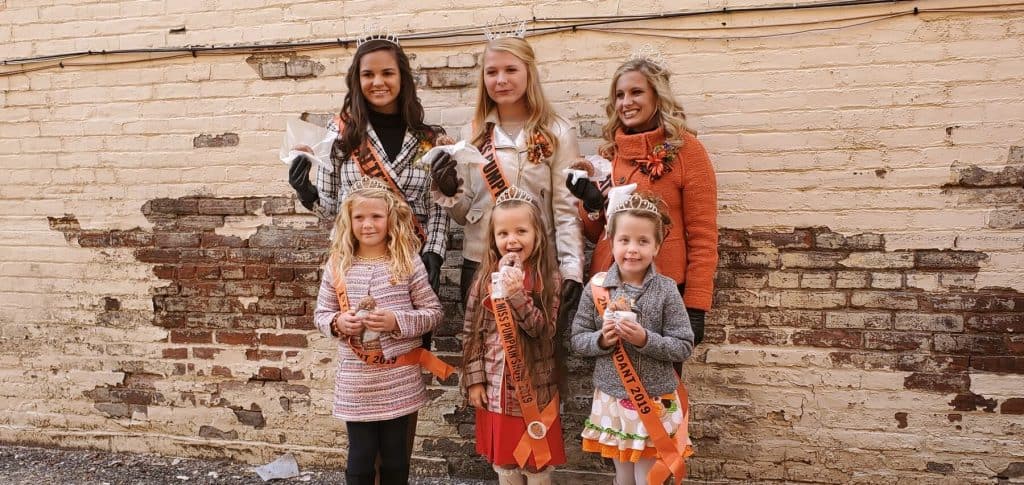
609, 194, 661, 216
495, 185, 534, 206
626, 43, 667, 69
356, 21, 400, 47
483, 15, 527, 41
347, 175, 392, 194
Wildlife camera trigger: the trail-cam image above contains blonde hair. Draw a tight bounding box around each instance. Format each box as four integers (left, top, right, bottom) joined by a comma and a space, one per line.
607, 193, 673, 245
469, 37, 560, 155
329, 187, 421, 284
461, 199, 559, 386
599, 58, 694, 158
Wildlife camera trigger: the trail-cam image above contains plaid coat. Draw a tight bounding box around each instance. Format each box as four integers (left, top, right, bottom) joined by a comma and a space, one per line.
313, 119, 451, 258
461, 272, 561, 417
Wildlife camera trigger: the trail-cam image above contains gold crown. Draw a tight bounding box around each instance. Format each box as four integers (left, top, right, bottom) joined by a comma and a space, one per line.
494, 185, 534, 206
356, 21, 400, 47
609, 194, 661, 216
347, 175, 392, 194
483, 15, 527, 41
626, 43, 667, 70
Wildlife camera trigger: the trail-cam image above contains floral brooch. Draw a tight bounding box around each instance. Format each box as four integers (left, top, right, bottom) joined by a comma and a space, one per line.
633, 141, 675, 181
526, 132, 553, 165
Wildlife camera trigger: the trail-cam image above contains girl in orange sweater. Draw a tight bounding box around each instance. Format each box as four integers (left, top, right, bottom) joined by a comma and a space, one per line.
567, 56, 718, 345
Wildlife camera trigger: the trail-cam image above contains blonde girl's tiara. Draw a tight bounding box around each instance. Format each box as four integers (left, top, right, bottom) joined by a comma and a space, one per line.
346, 176, 392, 196
494, 185, 534, 206
626, 43, 667, 70
483, 14, 527, 41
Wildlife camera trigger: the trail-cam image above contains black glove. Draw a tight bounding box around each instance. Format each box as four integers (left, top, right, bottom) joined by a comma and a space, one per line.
288, 154, 319, 210
430, 152, 461, 197
565, 176, 605, 212
421, 251, 443, 292
557, 280, 583, 331
687, 308, 706, 346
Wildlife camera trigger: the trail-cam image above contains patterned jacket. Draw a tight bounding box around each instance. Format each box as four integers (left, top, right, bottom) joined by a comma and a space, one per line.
460, 272, 561, 417
314, 257, 443, 422
312, 119, 451, 258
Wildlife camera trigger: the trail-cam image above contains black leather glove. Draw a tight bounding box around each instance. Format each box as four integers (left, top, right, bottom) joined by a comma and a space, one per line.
687, 308, 706, 345
430, 152, 461, 197
565, 176, 605, 212
288, 154, 319, 210
557, 280, 583, 330
421, 251, 443, 292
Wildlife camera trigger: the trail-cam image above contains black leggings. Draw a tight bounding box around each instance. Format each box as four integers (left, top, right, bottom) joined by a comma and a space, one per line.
345, 414, 412, 485
460, 259, 480, 309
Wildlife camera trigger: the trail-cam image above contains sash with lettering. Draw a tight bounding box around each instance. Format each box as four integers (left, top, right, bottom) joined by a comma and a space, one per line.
478, 123, 512, 200
486, 276, 560, 469
590, 272, 693, 485
330, 259, 453, 380
334, 114, 427, 243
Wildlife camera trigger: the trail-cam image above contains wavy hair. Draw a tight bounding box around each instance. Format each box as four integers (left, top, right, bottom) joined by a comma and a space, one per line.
329, 187, 421, 284
469, 37, 560, 154
599, 58, 694, 158
461, 198, 560, 390
333, 39, 441, 161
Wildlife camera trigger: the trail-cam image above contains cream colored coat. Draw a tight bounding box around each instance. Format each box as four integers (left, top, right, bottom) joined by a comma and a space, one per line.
440, 110, 584, 283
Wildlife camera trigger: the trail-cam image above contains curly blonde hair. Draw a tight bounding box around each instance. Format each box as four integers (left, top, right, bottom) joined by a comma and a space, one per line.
329, 187, 421, 284
599, 58, 695, 158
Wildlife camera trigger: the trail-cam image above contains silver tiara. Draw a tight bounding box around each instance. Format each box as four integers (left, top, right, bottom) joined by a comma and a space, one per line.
483, 15, 527, 41
495, 185, 534, 206
347, 175, 392, 194
626, 43, 667, 69
356, 21, 400, 47
609, 194, 661, 216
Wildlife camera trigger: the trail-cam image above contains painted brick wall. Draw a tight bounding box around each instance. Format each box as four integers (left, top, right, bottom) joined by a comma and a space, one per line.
2, 1, 1023, 483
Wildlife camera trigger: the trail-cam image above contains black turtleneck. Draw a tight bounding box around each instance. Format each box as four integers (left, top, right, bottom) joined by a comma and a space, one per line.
367, 109, 407, 162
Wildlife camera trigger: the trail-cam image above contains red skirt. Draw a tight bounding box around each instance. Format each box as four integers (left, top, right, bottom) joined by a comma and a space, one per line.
475, 408, 566, 469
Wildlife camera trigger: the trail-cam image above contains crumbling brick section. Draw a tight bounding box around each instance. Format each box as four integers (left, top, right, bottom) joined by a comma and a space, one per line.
246, 54, 326, 80
49, 196, 323, 382
711, 226, 1023, 393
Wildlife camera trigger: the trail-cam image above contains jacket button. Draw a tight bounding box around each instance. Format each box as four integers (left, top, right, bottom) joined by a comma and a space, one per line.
616, 176, 626, 185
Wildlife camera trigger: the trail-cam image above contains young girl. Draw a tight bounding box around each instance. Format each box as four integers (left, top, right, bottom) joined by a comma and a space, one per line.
431, 36, 584, 329
570, 192, 695, 485
567, 55, 717, 346
460, 186, 564, 485
314, 177, 449, 485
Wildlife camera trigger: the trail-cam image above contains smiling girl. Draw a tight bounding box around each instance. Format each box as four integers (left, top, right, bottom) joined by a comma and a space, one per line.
460, 186, 565, 485
314, 178, 448, 485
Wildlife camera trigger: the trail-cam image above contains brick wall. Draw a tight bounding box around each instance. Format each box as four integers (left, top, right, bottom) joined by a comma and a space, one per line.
2, 1, 1023, 483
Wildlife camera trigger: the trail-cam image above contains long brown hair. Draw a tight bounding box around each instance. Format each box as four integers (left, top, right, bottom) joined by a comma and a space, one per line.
333, 40, 441, 160
600, 58, 694, 158
461, 199, 560, 387
468, 37, 560, 154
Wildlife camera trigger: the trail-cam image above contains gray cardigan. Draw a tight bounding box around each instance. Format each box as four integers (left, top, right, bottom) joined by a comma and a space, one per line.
570, 263, 694, 399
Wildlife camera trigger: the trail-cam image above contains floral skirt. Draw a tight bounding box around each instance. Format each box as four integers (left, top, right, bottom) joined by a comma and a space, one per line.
580, 388, 688, 463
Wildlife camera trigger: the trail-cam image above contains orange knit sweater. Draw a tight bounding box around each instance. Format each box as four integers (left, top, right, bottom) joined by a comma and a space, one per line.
580, 127, 719, 311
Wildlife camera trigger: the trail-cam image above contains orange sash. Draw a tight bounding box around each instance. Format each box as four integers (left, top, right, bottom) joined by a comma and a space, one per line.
333, 114, 428, 243
590, 272, 693, 484
489, 288, 559, 469
479, 124, 511, 200
331, 263, 453, 380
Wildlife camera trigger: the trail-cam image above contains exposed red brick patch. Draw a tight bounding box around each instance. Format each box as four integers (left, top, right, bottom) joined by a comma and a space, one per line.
1000, 398, 1024, 414
905, 373, 970, 393
894, 412, 908, 428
